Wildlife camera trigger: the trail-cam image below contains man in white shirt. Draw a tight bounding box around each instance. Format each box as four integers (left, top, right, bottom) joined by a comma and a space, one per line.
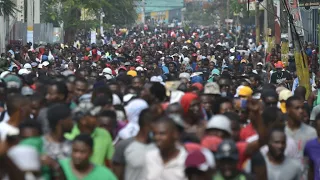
112, 108, 155, 180
264, 128, 302, 180
285, 96, 317, 179
143, 116, 187, 180
0, 94, 30, 140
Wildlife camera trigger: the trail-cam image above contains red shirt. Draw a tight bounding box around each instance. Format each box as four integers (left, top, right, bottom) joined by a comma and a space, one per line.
236, 141, 249, 170
239, 123, 257, 142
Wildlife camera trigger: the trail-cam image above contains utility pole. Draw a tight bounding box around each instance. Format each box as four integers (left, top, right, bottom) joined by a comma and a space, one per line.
282, 0, 310, 97
255, 1, 260, 44
27, 0, 34, 47
34, 0, 40, 24
264, 0, 268, 36
227, 0, 230, 30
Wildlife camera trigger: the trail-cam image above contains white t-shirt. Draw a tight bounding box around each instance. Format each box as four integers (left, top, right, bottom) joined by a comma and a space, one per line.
246, 134, 300, 159
143, 146, 187, 180
0, 111, 10, 123
0, 122, 19, 140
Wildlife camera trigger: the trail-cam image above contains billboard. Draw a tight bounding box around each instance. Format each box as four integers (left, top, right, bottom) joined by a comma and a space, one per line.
299, 0, 320, 7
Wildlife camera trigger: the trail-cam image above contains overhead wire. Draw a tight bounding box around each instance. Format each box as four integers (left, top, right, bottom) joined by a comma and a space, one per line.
258, 2, 309, 33
281, 0, 306, 66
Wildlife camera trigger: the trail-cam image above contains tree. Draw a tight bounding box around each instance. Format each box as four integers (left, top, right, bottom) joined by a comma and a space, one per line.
0, 0, 18, 17
0, 0, 18, 53
41, 0, 137, 42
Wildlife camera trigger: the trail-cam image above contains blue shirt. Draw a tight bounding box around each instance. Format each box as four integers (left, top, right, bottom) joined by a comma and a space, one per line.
304, 138, 320, 180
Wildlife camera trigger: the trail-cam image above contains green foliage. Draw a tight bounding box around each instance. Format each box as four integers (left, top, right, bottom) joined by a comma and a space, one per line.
230, 0, 247, 15
41, 0, 136, 28
102, 0, 137, 26
0, 0, 19, 17
184, 3, 218, 26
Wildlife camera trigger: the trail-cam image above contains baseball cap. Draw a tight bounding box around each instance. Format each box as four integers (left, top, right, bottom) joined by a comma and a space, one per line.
179, 72, 191, 81
42, 55, 48, 61
275, 61, 284, 68
42, 61, 50, 67
118, 66, 127, 71
237, 86, 253, 97
204, 82, 221, 95
23, 63, 32, 69
206, 115, 232, 135
102, 68, 112, 75
201, 136, 223, 152
211, 69, 220, 76
18, 69, 31, 75
0, 71, 10, 79
192, 83, 203, 91
31, 62, 38, 68
127, 70, 137, 77
257, 62, 263, 66
4, 75, 22, 89
185, 148, 216, 172
279, 89, 292, 101
124, 62, 131, 66
192, 53, 197, 57
216, 139, 238, 160
136, 66, 144, 72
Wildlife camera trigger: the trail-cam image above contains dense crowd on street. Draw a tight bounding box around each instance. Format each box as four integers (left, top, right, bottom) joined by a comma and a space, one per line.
0, 24, 319, 180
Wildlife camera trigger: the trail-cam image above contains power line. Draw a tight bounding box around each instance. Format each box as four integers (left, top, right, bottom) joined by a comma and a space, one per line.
259, 2, 309, 33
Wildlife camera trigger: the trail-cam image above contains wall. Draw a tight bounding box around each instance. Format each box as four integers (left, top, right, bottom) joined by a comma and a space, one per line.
300, 8, 319, 45
9, 22, 62, 45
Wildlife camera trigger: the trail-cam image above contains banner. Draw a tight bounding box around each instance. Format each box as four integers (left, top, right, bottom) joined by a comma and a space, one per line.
281, 42, 289, 66
299, 0, 320, 7
295, 51, 310, 98
90, 29, 96, 44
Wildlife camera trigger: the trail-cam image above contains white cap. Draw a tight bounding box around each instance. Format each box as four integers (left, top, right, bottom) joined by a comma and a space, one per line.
102, 67, 112, 75
23, 63, 32, 69
170, 90, 185, 104
38, 64, 43, 69
179, 72, 191, 81
0, 71, 10, 79
136, 66, 144, 72
18, 69, 31, 75
42, 61, 50, 67
105, 74, 113, 80
257, 62, 263, 66
150, 76, 164, 85
206, 115, 232, 135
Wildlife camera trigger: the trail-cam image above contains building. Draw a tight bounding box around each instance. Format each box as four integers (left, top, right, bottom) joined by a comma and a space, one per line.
136, 0, 184, 24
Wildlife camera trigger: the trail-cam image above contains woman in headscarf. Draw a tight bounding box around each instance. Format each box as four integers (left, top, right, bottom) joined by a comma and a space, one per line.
117, 99, 149, 141
180, 93, 206, 139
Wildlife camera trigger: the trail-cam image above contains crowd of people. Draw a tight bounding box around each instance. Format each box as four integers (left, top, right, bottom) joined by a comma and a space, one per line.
0, 24, 319, 180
